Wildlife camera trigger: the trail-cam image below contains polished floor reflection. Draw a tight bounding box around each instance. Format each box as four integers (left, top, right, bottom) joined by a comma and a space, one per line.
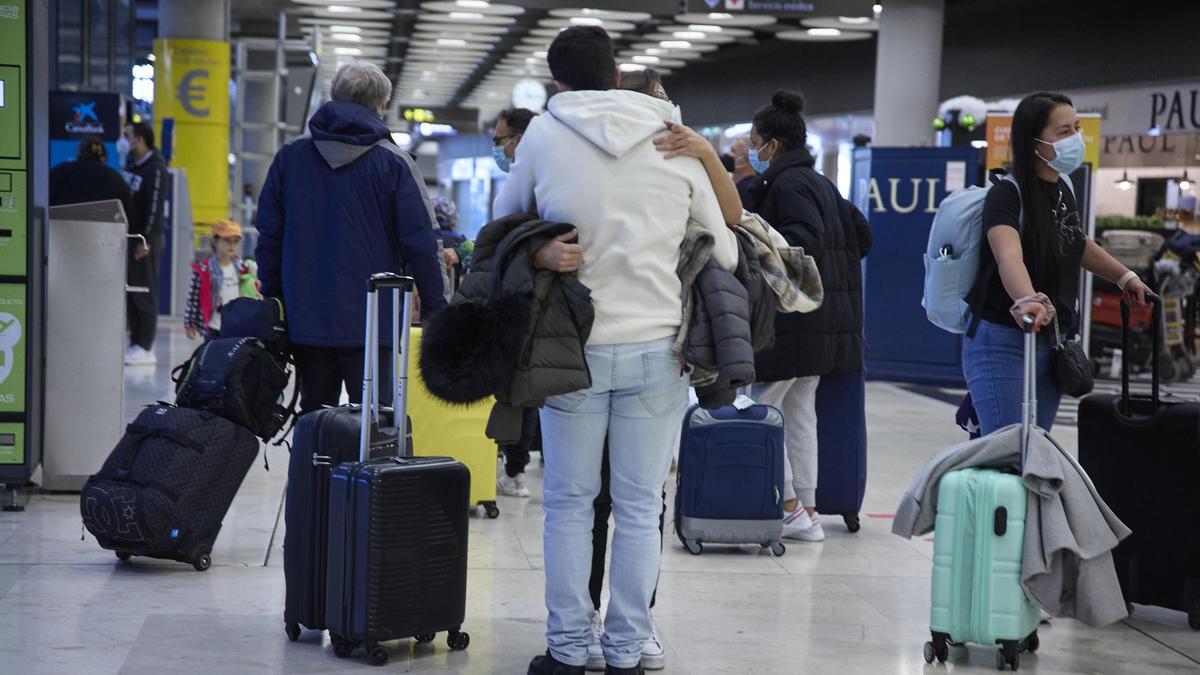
1, 321, 1198, 673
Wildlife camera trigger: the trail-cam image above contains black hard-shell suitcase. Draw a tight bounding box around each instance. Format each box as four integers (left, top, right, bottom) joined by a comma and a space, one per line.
80, 405, 260, 571
282, 276, 411, 640
322, 274, 471, 666
1078, 294, 1200, 630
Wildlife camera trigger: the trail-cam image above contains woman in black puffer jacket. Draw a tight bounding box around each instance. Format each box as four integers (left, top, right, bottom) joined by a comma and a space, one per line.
746, 90, 872, 542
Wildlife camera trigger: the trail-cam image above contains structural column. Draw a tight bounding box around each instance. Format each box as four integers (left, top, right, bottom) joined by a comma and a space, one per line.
872, 0, 945, 146
153, 0, 231, 228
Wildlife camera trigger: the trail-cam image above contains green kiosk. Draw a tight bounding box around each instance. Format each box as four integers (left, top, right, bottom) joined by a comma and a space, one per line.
0, 0, 48, 511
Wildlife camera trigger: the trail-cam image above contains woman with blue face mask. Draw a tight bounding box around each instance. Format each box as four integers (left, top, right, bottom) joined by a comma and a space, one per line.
746, 90, 874, 543
963, 91, 1149, 435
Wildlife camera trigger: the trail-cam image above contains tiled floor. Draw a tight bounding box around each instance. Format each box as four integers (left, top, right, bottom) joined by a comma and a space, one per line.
2, 321, 1198, 673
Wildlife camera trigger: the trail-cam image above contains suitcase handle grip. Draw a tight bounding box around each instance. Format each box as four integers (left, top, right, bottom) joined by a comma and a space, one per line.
368, 273, 416, 292
1120, 291, 1162, 416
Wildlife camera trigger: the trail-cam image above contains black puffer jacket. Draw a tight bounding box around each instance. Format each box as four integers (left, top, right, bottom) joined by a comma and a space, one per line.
749, 147, 873, 381
419, 213, 593, 441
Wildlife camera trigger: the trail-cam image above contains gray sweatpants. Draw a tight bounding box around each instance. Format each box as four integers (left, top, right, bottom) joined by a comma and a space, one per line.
751, 376, 820, 507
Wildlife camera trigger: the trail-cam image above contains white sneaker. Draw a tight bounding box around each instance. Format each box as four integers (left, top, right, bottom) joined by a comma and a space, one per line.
782, 507, 825, 542
124, 345, 157, 366
497, 471, 531, 498
641, 615, 665, 670
585, 609, 605, 671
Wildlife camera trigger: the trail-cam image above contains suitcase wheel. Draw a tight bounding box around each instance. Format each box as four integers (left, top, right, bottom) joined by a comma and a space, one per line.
285, 622, 301, 643
996, 641, 1020, 671
761, 541, 786, 557
1021, 631, 1039, 654
1189, 614, 1200, 631
483, 502, 500, 519
368, 645, 389, 666
115, 550, 132, 562
925, 634, 949, 664
684, 539, 703, 556
192, 551, 212, 572
447, 630, 470, 651
844, 513, 861, 533
414, 633, 436, 645
331, 633, 355, 658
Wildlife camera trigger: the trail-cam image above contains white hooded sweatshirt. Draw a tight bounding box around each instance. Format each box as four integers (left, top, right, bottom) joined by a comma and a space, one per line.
493, 89, 738, 346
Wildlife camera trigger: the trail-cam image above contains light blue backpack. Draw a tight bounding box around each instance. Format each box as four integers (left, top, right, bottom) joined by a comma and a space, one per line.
922, 174, 1073, 334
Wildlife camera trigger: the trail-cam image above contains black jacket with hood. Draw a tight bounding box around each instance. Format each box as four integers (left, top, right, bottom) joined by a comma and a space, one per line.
419, 213, 594, 443
749, 147, 873, 381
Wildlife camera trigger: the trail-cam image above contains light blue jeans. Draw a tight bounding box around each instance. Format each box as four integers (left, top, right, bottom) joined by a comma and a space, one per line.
962, 318, 1062, 435
539, 337, 687, 669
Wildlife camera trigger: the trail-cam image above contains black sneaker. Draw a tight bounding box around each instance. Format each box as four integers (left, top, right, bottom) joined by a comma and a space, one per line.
528, 651, 585, 675
605, 664, 645, 675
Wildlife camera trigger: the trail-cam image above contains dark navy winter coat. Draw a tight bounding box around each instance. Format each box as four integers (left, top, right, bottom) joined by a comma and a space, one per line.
256, 100, 446, 347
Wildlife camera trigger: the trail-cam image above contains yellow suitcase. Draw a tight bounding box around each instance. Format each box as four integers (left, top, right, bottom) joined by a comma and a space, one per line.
407, 327, 500, 518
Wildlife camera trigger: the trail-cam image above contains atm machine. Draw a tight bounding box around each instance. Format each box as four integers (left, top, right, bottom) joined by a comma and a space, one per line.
0, 0, 48, 510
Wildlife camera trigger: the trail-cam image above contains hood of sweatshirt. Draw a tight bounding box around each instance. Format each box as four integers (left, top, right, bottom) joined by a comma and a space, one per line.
308, 100, 392, 169
547, 89, 682, 159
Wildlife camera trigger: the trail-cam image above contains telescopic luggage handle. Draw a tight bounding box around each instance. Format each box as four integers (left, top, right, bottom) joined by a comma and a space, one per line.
360, 273, 416, 463
1120, 291, 1163, 416
1021, 315, 1037, 460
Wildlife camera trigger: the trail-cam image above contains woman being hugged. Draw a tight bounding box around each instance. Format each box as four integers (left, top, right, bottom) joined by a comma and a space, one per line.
964, 91, 1149, 434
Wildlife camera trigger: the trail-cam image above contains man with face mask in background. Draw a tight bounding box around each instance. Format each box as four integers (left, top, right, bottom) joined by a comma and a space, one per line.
730, 138, 759, 210
492, 108, 537, 174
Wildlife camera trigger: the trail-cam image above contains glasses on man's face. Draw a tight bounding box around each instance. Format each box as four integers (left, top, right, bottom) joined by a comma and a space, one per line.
493, 134, 517, 147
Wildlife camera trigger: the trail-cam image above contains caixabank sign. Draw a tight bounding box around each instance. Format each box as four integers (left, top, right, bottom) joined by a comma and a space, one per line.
852, 147, 981, 387
48, 91, 122, 170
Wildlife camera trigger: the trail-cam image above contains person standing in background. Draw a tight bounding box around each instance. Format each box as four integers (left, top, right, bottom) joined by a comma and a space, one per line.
493, 107, 537, 174
49, 136, 132, 212
121, 122, 168, 366
730, 138, 759, 210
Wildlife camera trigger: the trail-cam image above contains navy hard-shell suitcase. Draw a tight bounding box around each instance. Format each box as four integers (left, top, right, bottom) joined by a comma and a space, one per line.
321, 274, 472, 666
814, 370, 868, 533
674, 402, 787, 556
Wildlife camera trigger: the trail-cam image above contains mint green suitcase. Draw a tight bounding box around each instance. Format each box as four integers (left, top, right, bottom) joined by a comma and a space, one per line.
925, 319, 1042, 671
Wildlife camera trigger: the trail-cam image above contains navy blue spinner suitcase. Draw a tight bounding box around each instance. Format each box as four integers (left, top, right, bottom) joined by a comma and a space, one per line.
814, 370, 868, 533
320, 274, 472, 666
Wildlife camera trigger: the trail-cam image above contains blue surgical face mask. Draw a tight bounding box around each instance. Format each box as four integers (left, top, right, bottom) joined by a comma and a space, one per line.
492, 145, 512, 173
749, 141, 772, 173
1036, 132, 1085, 176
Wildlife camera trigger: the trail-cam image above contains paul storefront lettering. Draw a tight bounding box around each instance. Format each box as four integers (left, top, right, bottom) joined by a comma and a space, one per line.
866, 177, 942, 214
1149, 88, 1200, 133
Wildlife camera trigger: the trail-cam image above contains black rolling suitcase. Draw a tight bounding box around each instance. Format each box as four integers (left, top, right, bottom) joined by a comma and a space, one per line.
80, 405, 260, 571
282, 277, 411, 640
322, 274, 471, 666
1078, 294, 1200, 630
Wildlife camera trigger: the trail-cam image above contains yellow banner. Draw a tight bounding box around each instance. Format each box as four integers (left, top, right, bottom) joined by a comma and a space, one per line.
986, 112, 1102, 171
153, 38, 230, 227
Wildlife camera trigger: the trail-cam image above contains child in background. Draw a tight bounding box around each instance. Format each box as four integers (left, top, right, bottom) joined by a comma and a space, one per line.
185, 219, 261, 341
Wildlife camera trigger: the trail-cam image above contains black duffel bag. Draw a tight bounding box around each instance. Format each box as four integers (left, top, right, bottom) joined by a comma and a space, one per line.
173, 337, 296, 441
220, 297, 288, 355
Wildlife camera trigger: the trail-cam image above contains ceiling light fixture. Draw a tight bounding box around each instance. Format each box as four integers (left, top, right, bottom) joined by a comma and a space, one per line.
708, 12, 733, 20
1180, 169, 1192, 191
449, 11, 483, 20
326, 5, 361, 13
673, 31, 707, 39
660, 40, 692, 49
533, 50, 547, 58
329, 25, 362, 33
570, 17, 604, 26
645, 48, 667, 55
838, 16, 872, 24
688, 24, 723, 32
456, 0, 490, 7
807, 28, 842, 36
330, 33, 363, 42
437, 38, 468, 46
334, 47, 363, 55
632, 55, 660, 64
619, 63, 647, 72
873, 3, 883, 16
1116, 170, 1133, 191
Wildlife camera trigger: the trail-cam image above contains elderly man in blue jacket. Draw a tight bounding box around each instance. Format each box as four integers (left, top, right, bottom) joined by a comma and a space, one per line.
256, 61, 446, 412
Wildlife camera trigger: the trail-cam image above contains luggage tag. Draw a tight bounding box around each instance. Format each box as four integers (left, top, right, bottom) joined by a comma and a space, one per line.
732, 394, 757, 411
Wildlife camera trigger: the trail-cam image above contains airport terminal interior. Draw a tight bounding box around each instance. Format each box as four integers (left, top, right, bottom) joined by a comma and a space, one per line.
2, 0, 1200, 673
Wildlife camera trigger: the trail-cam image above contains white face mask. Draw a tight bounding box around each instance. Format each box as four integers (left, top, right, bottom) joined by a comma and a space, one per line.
116, 136, 131, 161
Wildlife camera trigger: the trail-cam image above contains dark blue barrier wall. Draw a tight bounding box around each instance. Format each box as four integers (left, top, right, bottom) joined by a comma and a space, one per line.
851, 147, 981, 387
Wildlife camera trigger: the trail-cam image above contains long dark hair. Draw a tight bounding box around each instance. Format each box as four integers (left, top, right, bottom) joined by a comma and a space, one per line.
1010, 91, 1073, 301
752, 89, 807, 153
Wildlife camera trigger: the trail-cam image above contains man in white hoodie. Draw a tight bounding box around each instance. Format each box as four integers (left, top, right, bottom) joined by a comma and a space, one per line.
494, 26, 738, 675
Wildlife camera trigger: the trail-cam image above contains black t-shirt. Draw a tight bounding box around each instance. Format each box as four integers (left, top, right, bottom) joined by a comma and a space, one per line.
972, 177, 1086, 329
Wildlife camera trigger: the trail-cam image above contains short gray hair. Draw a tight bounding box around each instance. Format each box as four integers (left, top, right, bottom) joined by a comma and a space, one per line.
331, 62, 393, 113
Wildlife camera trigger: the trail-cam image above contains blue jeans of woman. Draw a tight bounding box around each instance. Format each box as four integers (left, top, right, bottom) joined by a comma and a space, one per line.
962, 318, 1062, 435
539, 337, 687, 669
